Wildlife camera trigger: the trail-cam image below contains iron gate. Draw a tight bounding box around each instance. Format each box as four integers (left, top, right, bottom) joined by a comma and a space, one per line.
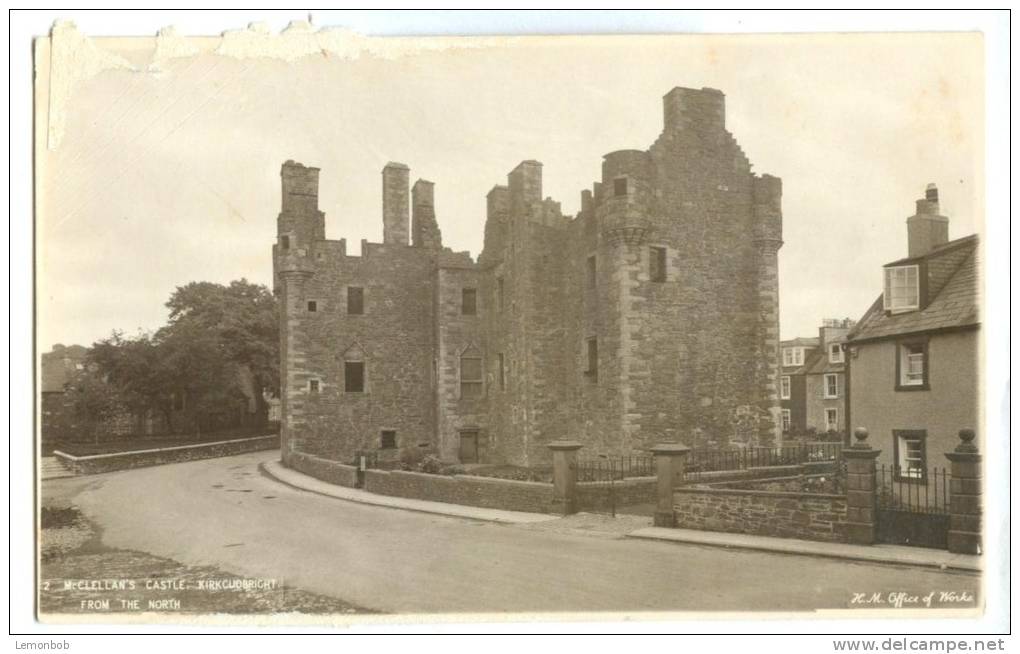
573, 455, 655, 517
876, 465, 950, 549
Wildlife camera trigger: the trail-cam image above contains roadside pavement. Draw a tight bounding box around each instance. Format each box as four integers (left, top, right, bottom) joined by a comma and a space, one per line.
266, 453, 982, 574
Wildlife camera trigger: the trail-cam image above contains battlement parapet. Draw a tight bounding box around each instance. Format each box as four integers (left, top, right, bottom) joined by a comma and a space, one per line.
438, 249, 477, 269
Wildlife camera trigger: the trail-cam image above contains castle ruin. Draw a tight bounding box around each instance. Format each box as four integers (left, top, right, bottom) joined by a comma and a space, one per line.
273, 86, 784, 467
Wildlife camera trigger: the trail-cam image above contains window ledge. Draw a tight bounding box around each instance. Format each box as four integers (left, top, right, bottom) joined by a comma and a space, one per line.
895, 383, 930, 392
892, 474, 928, 484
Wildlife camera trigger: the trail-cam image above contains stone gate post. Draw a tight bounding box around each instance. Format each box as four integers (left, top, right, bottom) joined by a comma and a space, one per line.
842, 427, 881, 545
650, 443, 691, 528
548, 441, 583, 515
946, 429, 982, 555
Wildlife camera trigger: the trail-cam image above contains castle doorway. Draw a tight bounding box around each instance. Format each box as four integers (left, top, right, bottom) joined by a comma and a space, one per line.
459, 431, 479, 463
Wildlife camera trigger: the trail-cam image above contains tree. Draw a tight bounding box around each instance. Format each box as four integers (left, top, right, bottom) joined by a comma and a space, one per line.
89, 331, 171, 428
162, 279, 279, 428
70, 373, 124, 443
87, 279, 279, 436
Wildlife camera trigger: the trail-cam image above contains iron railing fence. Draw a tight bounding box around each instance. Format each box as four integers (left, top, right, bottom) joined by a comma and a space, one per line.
573, 454, 656, 483
685, 442, 843, 480
876, 464, 949, 514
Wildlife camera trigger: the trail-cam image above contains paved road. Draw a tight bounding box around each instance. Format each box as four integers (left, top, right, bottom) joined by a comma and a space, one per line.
45, 451, 980, 614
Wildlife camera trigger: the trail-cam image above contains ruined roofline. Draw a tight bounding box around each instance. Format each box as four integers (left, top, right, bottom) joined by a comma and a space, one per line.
281, 159, 319, 171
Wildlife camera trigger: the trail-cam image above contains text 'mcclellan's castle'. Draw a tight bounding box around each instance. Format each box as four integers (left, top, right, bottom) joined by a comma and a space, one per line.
273, 86, 784, 467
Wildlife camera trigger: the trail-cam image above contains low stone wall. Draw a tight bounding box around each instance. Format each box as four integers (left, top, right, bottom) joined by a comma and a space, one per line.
673, 487, 849, 543
288, 451, 360, 488
707, 472, 839, 494
687, 461, 837, 484
576, 477, 656, 512
364, 469, 553, 514
686, 464, 802, 484
53, 435, 279, 475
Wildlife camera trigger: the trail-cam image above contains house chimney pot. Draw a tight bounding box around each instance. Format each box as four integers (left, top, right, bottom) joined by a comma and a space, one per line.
907, 183, 949, 257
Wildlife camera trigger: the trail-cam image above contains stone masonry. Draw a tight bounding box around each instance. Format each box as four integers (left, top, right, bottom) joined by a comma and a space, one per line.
274, 87, 784, 467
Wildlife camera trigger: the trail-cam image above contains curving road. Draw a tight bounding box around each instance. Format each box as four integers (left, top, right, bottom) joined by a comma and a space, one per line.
47, 450, 979, 615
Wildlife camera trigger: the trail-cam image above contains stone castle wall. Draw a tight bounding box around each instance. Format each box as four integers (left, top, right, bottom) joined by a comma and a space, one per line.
276, 86, 783, 468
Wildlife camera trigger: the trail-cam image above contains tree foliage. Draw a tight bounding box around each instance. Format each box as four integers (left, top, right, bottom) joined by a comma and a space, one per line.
87, 279, 278, 434
70, 373, 124, 443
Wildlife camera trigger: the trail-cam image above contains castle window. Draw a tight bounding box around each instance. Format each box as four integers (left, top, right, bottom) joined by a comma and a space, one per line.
308, 379, 320, 394
280, 235, 290, 250
613, 177, 628, 196
585, 337, 598, 382
172, 392, 186, 411
780, 375, 791, 400
307, 300, 317, 312
883, 265, 920, 313
497, 277, 505, 311
823, 373, 838, 399
460, 351, 483, 399
345, 361, 365, 393
462, 288, 477, 315
586, 255, 596, 289
498, 353, 506, 390
347, 287, 364, 315
380, 430, 397, 450
650, 246, 667, 283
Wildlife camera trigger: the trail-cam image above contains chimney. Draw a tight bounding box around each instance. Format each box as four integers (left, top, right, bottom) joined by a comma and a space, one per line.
281, 160, 320, 215
508, 160, 542, 218
382, 162, 410, 246
906, 183, 949, 257
663, 87, 726, 134
411, 179, 442, 249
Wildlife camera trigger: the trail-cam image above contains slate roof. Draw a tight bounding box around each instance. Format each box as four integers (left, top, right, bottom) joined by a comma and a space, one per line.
781, 337, 820, 348
805, 350, 845, 375
40, 345, 88, 393
847, 236, 980, 343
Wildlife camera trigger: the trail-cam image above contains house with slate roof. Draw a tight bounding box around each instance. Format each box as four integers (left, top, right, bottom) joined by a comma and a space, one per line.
780, 318, 855, 439
779, 335, 819, 436
40, 344, 90, 447
845, 184, 980, 478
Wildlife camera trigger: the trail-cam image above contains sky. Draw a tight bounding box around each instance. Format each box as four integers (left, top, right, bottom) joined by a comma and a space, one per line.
36, 28, 984, 352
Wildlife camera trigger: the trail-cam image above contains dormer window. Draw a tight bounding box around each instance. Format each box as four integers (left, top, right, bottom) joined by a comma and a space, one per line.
884, 265, 920, 313
828, 343, 844, 364
782, 347, 804, 367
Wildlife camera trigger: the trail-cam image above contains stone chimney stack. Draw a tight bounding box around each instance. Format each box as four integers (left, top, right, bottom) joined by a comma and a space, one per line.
663, 87, 726, 135
411, 179, 442, 249
907, 183, 949, 257
508, 160, 543, 218
382, 162, 410, 246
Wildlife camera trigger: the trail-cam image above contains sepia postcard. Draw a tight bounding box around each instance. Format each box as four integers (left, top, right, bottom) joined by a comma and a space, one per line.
25, 11, 1008, 636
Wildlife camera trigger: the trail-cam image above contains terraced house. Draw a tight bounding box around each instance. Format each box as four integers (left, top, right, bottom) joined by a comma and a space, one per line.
845, 184, 980, 477
273, 86, 786, 468
779, 318, 855, 440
